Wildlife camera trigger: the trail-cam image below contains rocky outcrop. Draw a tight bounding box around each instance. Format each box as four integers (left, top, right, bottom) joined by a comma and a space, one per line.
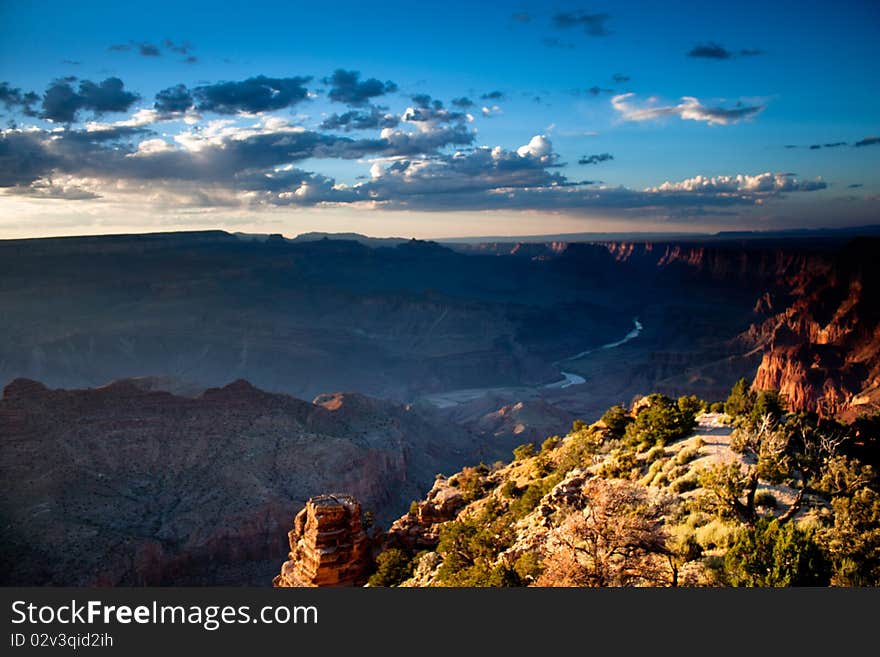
273, 495, 370, 587
384, 477, 467, 551
751, 239, 880, 419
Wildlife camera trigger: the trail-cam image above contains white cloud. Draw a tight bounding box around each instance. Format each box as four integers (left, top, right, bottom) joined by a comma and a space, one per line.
648, 172, 826, 193
131, 138, 173, 155
612, 93, 764, 125
516, 134, 554, 161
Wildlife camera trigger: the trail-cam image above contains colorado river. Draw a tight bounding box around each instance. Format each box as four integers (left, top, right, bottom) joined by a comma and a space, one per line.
423, 317, 644, 405
543, 317, 643, 389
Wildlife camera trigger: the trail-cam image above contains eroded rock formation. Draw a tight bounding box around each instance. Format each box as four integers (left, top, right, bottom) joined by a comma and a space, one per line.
273, 495, 370, 587
751, 239, 880, 419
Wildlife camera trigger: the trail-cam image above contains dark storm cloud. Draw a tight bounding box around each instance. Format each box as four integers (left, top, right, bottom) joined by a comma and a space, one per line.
578, 153, 614, 165
687, 42, 733, 59
809, 144, 821, 150
848, 184, 863, 188
480, 90, 505, 101
154, 84, 194, 113
108, 43, 132, 52
739, 48, 764, 57
41, 77, 140, 123
854, 136, 880, 147
320, 107, 400, 131
824, 142, 846, 148
451, 97, 474, 108
587, 86, 612, 96
324, 69, 398, 107
0, 82, 40, 116
552, 11, 611, 36
193, 75, 311, 114
612, 73, 630, 83
183, 56, 198, 65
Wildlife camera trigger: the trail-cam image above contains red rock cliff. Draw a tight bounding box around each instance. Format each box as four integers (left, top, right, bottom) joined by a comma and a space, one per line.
751, 239, 880, 419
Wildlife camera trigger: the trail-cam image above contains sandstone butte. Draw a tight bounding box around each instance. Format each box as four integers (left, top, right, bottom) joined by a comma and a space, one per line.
272, 479, 468, 586
273, 494, 370, 587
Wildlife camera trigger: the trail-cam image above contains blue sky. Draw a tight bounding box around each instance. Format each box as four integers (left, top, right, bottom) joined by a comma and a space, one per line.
0, 0, 877, 238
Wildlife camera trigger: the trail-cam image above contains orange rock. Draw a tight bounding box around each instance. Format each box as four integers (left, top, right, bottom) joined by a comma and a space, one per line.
273, 494, 370, 587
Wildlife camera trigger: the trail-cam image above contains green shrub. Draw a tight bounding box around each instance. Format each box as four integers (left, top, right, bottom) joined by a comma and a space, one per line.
368, 549, 413, 587
510, 481, 549, 519
598, 448, 639, 479
723, 519, 831, 586
409, 500, 419, 516
694, 519, 737, 550
600, 405, 633, 438
513, 443, 536, 461
555, 431, 599, 475
674, 444, 701, 466
625, 394, 696, 448
724, 378, 755, 418
677, 395, 706, 417
457, 466, 488, 502
541, 436, 562, 453
513, 552, 544, 584
435, 500, 515, 586
500, 480, 519, 499
670, 473, 699, 494
709, 402, 724, 413
644, 445, 666, 464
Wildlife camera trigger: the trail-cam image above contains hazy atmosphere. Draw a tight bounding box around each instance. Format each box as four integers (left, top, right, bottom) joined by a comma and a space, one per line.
1, 0, 878, 238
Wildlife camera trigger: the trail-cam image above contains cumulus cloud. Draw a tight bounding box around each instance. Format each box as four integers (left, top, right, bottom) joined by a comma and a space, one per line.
612, 93, 764, 125
649, 172, 826, 194
552, 11, 611, 36
402, 96, 469, 124
324, 70, 397, 106
41, 77, 140, 123
0, 101, 475, 190
154, 84, 194, 113
451, 97, 474, 108
579, 153, 613, 165
320, 107, 400, 131
480, 90, 505, 101
193, 76, 311, 114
